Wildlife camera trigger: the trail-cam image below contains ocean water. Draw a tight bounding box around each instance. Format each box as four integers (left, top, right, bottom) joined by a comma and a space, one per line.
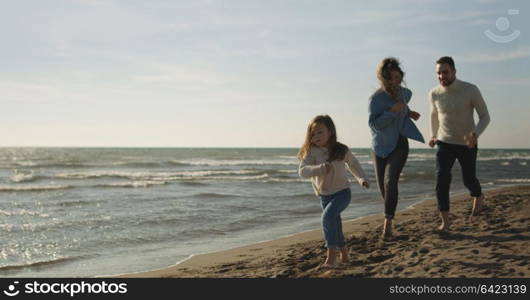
0, 147, 528, 277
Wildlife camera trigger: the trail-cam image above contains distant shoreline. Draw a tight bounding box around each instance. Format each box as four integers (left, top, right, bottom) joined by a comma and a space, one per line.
1, 146, 529, 150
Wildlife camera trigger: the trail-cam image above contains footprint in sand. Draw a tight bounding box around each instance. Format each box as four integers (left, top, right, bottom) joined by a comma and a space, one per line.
356, 248, 372, 254
273, 269, 294, 277
298, 263, 319, 272
418, 247, 430, 254
217, 268, 231, 273
367, 254, 395, 263
393, 234, 410, 241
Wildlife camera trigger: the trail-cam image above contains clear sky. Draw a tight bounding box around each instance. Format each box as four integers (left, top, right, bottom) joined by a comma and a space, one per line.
1, 0, 529, 148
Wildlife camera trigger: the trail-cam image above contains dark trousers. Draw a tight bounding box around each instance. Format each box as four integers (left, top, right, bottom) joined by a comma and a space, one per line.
372, 135, 409, 219
436, 141, 482, 212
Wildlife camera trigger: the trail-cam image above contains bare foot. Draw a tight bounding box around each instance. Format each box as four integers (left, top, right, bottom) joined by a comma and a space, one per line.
472, 195, 485, 216
438, 211, 450, 232
381, 230, 393, 240
437, 222, 451, 232
339, 247, 350, 263
319, 248, 338, 269
382, 218, 393, 239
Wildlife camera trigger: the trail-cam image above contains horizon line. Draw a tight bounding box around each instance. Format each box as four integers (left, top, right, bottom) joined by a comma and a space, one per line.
1, 146, 529, 150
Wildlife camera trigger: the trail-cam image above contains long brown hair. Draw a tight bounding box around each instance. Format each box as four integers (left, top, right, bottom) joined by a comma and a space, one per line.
376, 57, 405, 100
297, 115, 349, 162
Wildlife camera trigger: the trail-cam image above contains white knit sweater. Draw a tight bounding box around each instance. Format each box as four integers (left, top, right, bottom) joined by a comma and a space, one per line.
298, 145, 367, 196
430, 79, 490, 146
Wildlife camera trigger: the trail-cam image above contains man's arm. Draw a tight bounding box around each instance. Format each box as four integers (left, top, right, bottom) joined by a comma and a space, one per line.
429, 92, 439, 147
471, 85, 490, 137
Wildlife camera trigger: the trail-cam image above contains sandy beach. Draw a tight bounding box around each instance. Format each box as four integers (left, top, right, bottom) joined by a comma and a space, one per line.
115, 185, 530, 278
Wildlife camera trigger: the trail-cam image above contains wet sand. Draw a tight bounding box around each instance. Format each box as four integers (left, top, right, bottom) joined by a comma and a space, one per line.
114, 185, 530, 278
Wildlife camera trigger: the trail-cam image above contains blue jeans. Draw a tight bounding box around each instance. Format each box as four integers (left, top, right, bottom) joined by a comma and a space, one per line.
436, 141, 482, 212
319, 188, 351, 249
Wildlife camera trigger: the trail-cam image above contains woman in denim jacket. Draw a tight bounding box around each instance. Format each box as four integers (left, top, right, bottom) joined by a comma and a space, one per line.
368, 57, 424, 238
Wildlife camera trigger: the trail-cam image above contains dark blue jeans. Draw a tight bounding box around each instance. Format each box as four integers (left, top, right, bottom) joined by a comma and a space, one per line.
319, 188, 351, 249
436, 141, 482, 212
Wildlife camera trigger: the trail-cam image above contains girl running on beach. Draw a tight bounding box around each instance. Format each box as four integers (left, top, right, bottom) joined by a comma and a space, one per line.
298, 115, 370, 269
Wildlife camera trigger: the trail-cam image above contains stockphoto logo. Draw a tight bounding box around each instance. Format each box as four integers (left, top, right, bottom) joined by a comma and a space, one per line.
484, 9, 521, 43
3, 281, 20, 297
3, 280, 127, 297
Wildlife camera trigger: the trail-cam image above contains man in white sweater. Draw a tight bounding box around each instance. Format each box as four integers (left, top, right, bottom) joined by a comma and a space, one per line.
428, 56, 491, 231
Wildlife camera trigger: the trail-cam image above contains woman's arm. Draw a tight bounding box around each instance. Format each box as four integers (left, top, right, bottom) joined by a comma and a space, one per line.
404, 88, 420, 121
368, 96, 400, 131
